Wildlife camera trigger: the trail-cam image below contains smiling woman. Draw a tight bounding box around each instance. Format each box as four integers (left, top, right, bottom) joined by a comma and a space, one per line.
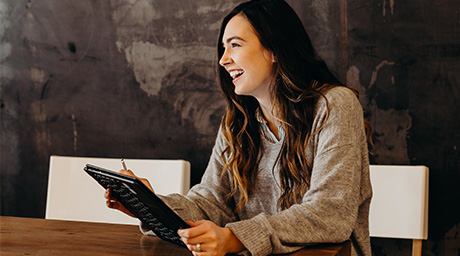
219, 15, 276, 103
105, 1, 373, 255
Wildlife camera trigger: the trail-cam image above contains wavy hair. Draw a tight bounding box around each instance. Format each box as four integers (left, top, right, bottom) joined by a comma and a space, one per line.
217, 0, 370, 211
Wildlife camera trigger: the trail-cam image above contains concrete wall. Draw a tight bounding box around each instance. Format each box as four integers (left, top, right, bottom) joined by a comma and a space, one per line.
1, 0, 459, 255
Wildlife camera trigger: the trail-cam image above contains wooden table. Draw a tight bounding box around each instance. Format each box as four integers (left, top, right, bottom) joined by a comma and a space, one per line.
0, 216, 350, 255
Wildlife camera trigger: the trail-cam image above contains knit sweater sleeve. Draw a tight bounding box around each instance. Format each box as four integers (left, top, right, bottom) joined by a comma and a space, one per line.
140, 127, 238, 235
226, 87, 372, 256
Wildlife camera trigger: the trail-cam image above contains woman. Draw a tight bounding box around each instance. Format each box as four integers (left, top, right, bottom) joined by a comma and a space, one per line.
106, 0, 372, 255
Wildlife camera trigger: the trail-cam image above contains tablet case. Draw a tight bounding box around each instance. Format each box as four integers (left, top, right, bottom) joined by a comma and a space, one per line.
83, 164, 190, 247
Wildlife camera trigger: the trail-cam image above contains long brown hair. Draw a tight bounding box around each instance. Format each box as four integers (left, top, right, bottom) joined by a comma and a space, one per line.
217, 0, 370, 211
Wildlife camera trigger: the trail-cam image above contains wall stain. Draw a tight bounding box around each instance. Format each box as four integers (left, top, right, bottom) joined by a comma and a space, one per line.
382, 0, 395, 16
347, 65, 411, 164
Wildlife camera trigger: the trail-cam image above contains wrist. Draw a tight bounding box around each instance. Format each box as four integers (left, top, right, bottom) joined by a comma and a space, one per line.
224, 227, 245, 253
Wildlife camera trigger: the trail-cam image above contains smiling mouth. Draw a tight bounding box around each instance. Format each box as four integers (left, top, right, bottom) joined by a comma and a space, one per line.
229, 70, 244, 81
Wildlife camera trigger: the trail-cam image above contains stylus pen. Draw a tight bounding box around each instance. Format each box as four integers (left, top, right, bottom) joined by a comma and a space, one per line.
121, 159, 128, 170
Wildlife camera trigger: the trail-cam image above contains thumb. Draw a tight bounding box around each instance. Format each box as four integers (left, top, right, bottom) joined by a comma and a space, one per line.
186, 220, 199, 227
188, 220, 210, 227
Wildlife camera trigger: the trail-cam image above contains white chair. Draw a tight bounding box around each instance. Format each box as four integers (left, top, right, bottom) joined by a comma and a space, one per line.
46, 155, 190, 225
369, 165, 429, 256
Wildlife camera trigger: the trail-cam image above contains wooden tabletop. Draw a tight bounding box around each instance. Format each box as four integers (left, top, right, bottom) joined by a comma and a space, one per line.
0, 216, 350, 256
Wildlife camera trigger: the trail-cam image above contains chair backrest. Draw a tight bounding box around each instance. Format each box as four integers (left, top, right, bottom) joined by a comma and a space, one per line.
46, 155, 190, 225
369, 165, 429, 255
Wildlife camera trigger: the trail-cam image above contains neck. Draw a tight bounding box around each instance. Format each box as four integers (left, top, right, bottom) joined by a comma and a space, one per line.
258, 99, 280, 140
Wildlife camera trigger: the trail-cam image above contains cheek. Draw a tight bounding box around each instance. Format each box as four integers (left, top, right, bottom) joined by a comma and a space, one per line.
253, 51, 273, 72
256, 60, 275, 79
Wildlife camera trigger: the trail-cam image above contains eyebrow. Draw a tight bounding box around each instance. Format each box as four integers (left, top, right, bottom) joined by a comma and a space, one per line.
223, 36, 246, 44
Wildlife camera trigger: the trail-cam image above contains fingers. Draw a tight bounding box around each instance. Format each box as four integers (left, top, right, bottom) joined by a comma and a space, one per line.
105, 188, 117, 199
118, 169, 155, 192
119, 169, 136, 177
105, 189, 119, 209
104, 189, 116, 204
184, 243, 203, 254
178, 220, 242, 255
178, 220, 208, 240
187, 220, 199, 227
107, 200, 122, 211
178, 220, 217, 253
181, 220, 210, 242
106, 197, 118, 209
104, 189, 136, 218
106, 199, 136, 218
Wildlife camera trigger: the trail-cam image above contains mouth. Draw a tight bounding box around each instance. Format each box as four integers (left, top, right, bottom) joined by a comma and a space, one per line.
229, 70, 244, 82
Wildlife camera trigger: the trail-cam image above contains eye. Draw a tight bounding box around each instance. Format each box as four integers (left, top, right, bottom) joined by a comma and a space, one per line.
231, 43, 241, 48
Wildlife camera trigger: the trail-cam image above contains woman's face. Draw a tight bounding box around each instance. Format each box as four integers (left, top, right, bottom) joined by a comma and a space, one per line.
219, 14, 275, 102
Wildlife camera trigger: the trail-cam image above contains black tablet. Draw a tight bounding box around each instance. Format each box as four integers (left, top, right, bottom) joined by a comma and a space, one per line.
83, 164, 190, 247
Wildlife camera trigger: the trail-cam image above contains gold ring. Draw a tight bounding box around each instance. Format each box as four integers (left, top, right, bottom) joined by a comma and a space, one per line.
196, 243, 201, 252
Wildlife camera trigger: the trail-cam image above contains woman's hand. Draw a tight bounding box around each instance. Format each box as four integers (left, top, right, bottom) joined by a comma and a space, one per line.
178, 220, 244, 256
104, 169, 155, 218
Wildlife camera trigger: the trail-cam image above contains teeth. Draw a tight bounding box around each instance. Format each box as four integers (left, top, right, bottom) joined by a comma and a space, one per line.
229, 70, 244, 79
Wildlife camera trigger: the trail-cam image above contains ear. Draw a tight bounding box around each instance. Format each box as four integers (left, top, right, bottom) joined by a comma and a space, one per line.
271, 52, 277, 63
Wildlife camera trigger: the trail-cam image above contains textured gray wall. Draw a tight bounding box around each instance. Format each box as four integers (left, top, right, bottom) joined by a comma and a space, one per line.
347, 1, 460, 255
1, 0, 459, 255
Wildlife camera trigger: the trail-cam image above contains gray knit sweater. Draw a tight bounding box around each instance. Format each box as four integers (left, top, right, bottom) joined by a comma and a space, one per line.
142, 87, 372, 255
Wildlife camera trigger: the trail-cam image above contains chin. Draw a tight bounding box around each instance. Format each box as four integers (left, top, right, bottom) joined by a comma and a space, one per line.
234, 88, 247, 96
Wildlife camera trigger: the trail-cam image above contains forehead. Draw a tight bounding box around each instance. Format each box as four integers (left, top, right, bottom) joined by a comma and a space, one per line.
222, 14, 258, 42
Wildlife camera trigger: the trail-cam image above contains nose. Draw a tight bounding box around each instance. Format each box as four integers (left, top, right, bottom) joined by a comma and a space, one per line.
219, 48, 232, 67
